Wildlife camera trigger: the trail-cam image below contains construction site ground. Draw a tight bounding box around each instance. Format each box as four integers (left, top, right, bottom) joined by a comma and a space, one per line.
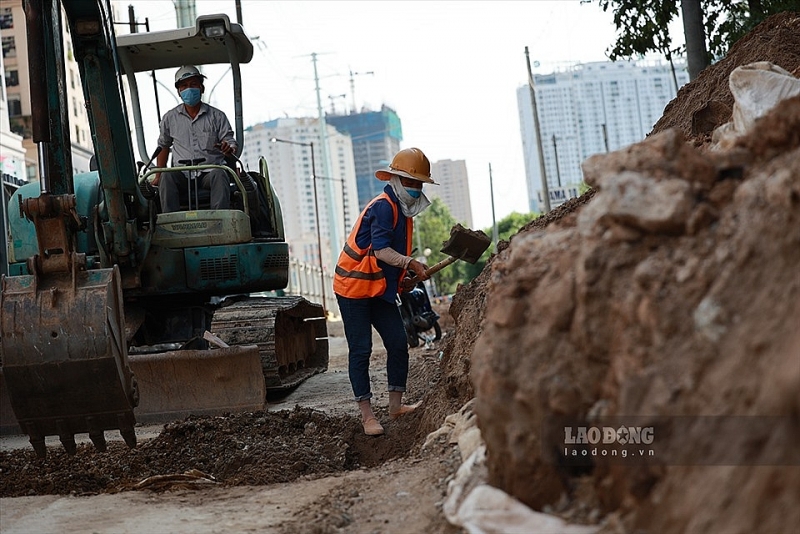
0, 317, 462, 534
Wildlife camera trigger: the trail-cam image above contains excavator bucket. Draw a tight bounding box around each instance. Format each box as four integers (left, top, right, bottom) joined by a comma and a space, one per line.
0, 267, 138, 458
128, 345, 266, 423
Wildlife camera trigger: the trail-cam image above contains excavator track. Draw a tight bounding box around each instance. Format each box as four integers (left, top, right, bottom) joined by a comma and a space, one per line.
211, 296, 329, 390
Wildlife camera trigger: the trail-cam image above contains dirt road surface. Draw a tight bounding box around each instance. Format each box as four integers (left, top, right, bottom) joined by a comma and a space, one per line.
0, 319, 462, 534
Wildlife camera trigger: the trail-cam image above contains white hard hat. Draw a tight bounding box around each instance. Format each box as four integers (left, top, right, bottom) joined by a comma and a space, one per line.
174, 65, 206, 87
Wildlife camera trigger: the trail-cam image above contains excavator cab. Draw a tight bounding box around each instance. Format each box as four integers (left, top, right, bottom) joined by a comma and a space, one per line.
0, 1, 327, 457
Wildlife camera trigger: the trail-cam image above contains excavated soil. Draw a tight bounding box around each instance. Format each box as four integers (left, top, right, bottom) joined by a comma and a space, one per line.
0, 408, 416, 498
453, 11, 800, 534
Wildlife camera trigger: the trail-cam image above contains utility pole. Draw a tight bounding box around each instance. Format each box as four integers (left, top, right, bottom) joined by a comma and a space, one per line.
489, 163, 498, 253
312, 53, 341, 271
525, 46, 551, 213
552, 135, 562, 188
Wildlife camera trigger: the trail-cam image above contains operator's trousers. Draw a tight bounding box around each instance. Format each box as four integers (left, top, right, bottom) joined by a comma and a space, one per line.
336, 295, 409, 402
159, 168, 230, 212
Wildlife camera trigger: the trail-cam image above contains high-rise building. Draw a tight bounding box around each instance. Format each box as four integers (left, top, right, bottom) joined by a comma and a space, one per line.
1, 0, 98, 181
0, 35, 24, 185
326, 105, 402, 210
241, 117, 357, 272
429, 159, 473, 228
517, 60, 689, 211
1, 35, 26, 275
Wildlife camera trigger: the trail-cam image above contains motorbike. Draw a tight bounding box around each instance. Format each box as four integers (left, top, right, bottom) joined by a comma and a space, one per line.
397, 280, 442, 348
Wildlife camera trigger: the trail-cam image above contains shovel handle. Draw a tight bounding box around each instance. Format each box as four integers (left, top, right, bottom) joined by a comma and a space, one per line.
406, 255, 459, 285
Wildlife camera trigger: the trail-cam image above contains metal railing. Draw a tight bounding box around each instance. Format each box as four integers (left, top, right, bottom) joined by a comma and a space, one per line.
284, 257, 338, 318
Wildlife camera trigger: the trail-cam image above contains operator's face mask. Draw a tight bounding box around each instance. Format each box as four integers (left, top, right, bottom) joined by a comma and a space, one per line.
180, 87, 202, 106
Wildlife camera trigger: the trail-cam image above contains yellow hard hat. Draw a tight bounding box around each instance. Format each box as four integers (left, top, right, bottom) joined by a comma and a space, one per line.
375, 148, 437, 184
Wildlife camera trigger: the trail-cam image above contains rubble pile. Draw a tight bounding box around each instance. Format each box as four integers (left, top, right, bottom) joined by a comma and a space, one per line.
432, 11, 800, 533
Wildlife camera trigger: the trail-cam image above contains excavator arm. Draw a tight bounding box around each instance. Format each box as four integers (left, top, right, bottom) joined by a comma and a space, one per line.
0, 0, 139, 458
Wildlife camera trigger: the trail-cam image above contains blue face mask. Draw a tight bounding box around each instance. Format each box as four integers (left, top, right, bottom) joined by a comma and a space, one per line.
405, 187, 422, 199
180, 87, 202, 106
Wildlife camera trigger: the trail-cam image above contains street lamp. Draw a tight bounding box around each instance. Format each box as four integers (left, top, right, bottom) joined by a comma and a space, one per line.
315, 175, 349, 234
270, 137, 326, 315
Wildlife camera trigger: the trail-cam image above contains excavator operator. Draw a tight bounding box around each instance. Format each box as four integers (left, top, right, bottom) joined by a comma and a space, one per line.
152, 65, 237, 212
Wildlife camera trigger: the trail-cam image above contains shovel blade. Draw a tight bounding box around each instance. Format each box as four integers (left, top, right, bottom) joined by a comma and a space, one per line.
440, 224, 491, 264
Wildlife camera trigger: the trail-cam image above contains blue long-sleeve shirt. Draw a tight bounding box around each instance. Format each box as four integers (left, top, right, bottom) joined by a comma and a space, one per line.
352, 185, 410, 302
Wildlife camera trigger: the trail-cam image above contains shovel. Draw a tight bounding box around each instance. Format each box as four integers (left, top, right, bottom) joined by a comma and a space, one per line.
409, 224, 492, 283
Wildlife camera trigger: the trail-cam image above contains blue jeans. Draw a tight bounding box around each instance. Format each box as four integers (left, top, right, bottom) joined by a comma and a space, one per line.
337, 295, 409, 402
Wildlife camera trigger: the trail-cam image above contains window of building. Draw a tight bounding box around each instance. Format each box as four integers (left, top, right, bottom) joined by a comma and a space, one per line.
5, 69, 19, 87
0, 8, 12, 29
2, 35, 15, 58
8, 97, 21, 117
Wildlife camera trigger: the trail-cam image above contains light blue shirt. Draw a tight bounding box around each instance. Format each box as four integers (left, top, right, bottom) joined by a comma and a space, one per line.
157, 102, 236, 166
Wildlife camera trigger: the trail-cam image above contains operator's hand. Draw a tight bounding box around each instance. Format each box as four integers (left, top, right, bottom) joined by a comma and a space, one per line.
217, 140, 235, 156
151, 173, 161, 186
408, 258, 428, 281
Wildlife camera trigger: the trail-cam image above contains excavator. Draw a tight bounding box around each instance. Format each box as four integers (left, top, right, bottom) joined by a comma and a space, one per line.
0, 0, 328, 458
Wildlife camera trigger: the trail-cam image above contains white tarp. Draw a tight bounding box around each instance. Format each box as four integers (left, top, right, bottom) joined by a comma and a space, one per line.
712, 61, 800, 148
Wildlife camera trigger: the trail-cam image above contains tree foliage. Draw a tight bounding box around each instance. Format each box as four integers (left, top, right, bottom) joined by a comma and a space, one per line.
414, 198, 461, 295
703, 0, 797, 59
592, 0, 794, 72
596, 0, 680, 61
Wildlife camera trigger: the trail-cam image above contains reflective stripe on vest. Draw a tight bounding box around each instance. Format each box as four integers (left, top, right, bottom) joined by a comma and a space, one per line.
333, 192, 413, 298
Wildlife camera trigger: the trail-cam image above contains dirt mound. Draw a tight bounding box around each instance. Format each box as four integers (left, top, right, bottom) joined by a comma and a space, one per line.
416, 192, 597, 439
652, 11, 800, 146
0, 406, 422, 498
459, 20, 800, 534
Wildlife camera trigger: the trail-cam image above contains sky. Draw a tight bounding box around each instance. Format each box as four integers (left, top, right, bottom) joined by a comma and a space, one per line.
122, 0, 682, 230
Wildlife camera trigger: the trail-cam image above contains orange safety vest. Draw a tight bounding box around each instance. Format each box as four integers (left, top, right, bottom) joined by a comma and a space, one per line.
333, 192, 413, 299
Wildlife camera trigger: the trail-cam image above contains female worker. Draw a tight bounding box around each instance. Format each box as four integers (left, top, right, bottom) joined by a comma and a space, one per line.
333, 148, 436, 436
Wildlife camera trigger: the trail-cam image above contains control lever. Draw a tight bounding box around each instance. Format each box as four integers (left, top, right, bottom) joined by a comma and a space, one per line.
138, 147, 162, 199
138, 147, 162, 183
178, 158, 206, 210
